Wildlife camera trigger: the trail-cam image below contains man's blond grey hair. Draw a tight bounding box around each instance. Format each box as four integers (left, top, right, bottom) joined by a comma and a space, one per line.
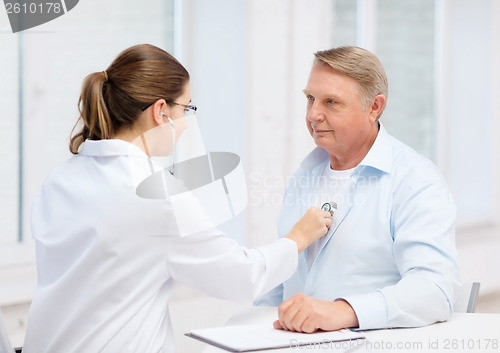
314, 46, 388, 119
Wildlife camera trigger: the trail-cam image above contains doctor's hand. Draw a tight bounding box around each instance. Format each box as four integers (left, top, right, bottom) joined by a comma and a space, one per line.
273, 294, 359, 333
285, 207, 332, 253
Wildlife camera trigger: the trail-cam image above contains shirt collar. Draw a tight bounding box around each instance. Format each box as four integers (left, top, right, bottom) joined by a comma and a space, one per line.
299, 123, 393, 174
357, 123, 392, 173
79, 139, 148, 158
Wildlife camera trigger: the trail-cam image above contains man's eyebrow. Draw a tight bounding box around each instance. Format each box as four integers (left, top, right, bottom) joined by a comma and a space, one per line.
302, 90, 341, 101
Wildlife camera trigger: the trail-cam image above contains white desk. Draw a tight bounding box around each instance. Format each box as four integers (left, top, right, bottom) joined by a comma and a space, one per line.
201, 306, 500, 353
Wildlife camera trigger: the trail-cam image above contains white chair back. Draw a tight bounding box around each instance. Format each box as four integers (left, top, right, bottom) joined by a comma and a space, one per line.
454, 282, 480, 313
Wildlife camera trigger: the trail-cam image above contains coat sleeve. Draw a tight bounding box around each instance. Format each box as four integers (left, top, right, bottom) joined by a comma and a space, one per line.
253, 166, 306, 307
164, 234, 298, 303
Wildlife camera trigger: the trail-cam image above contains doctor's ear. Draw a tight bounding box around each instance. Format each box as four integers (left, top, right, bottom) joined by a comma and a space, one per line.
150, 99, 170, 125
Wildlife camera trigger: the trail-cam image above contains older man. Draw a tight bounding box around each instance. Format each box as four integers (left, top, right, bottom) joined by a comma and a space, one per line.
255, 46, 460, 333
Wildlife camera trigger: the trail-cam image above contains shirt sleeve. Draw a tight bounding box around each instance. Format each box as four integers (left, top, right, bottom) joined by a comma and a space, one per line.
165, 235, 298, 303
342, 173, 461, 329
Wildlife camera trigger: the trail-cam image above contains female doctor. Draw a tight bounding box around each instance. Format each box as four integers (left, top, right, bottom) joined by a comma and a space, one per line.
22, 44, 332, 353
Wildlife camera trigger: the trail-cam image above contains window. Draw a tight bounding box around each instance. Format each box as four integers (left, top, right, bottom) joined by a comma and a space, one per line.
376, 0, 436, 159
331, 0, 498, 226
331, 0, 356, 47
332, 0, 436, 159
0, 0, 175, 253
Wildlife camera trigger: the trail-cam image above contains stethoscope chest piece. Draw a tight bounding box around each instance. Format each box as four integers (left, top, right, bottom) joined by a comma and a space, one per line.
321, 201, 338, 215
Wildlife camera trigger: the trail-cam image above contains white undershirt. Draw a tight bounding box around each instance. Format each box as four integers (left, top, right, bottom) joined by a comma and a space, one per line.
308, 163, 355, 268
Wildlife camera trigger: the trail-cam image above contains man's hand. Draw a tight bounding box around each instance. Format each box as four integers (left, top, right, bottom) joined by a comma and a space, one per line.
273, 294, 359, 333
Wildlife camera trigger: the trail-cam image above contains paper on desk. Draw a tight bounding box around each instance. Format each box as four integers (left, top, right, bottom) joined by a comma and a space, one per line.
186, 324, 365, 352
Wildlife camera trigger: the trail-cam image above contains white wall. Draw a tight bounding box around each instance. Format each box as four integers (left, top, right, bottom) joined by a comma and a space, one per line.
0, 10, 20, 245
180, 0, 247, 243
451, 0, 500, 298
444, 0, 498, 226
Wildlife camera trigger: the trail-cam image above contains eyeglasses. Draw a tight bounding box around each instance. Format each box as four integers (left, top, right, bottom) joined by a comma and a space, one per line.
171, 102, 198, 116
140, 100, 198, 116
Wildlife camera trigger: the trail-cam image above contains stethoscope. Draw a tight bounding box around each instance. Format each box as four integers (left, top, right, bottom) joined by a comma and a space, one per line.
140, 113, 176, 176
137, 112, 175, 175
162, 112, 176, 175
321, 201, 338, 215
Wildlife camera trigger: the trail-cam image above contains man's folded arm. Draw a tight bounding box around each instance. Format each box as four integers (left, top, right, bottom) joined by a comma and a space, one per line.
342, 177, 460, 329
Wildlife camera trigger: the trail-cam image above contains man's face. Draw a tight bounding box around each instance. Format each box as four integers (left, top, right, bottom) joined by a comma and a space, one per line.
304, 63, 377, 158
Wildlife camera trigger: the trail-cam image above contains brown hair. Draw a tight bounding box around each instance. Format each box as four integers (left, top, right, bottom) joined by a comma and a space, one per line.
314, 46, 388, 119
70, 44, 190, 154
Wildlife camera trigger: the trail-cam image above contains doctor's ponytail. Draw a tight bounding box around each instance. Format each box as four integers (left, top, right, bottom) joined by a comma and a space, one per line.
70, 44, 189, 154
70, 72, 112, 154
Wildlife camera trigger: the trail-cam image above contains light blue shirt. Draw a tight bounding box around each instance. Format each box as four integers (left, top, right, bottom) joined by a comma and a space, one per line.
255, 124, 460, 329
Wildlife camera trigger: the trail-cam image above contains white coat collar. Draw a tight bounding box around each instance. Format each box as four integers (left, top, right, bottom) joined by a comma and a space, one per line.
299, 122, 393, 174
79, 139, 148, 158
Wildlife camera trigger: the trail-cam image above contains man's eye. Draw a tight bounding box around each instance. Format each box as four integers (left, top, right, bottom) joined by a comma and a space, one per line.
306, 95, 314, 101
327, 99, 336, 104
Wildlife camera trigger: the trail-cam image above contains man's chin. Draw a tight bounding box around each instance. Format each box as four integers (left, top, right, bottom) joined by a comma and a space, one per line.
313, 137, 335, 149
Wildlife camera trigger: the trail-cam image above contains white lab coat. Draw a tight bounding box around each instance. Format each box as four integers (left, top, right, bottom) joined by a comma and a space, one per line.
23, 139, 298, 353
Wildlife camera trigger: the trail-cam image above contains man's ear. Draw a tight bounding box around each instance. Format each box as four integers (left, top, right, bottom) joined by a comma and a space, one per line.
369, 94, 386, 122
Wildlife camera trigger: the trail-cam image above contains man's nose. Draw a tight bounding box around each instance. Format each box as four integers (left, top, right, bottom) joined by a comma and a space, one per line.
307, 103, 324, 123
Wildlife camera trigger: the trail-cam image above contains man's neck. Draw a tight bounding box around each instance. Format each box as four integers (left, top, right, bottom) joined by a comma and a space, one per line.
328, 123, 379, 170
